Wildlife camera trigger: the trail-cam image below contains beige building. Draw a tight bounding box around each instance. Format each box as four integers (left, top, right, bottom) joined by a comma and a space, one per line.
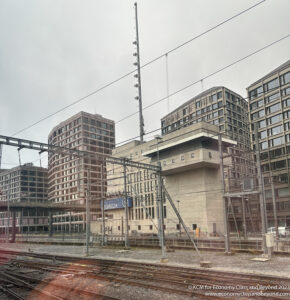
92, 122, 236, 236
247, 60, 290, 228
48, 111, 115, 233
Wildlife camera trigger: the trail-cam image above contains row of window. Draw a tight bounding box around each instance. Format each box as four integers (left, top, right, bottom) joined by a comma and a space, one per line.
261, 159, 290, 172
249, 71, 290, 100
260, 136, 285, 150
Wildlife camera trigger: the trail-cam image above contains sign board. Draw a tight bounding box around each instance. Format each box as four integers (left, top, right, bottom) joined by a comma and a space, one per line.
104, 197, 133, 211
266, 233, 274, 248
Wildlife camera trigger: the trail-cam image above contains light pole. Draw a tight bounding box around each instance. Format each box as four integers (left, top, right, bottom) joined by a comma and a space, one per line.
177, 200, 181, 236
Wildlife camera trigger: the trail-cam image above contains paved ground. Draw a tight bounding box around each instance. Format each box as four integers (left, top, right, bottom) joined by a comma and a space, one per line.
1, 242, 290, 279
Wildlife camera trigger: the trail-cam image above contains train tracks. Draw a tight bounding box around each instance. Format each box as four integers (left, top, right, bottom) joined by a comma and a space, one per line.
0, 248, 290, 299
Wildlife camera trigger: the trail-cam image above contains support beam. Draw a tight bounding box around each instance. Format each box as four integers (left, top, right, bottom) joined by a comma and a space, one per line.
163, 185, 201, 259
0, 135, 160, 172
123, 161, 129, 248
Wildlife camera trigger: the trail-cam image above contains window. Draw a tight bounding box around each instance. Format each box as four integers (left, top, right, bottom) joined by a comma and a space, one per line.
264, 78, 279, 92
258, 119, 266, 128
266, 103, 280, 114
281, 87, 290, 96
249, 86, 263, 100
196, 101, 201, 109
192, 224, 197, 230
268, 125, 283, 136
265, 92, 280, 103
149, 225, 153, 230
251, 99, 264, 110
211, 94, 217, 102
217, 92, 222, 99
271, 159, 286, 170
218, 101, 223, 108
269, 147, 284, 159
267, 114, 282, 125
280, 71, 290, 85
284, 110, 290, 119
259, 130, 267, 139
260, 141, 268, 150
251, 109, 265, 120
278, 188, 290, 197
138, 225, 141, 230
269, 136, 284, 147
283, 98, 290, 108
212, 103, 218, 110
191, 153, 195, 158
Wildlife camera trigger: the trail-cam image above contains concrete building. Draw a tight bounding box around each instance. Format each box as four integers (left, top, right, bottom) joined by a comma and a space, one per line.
93, 122, 236, 236
0, 164, 48, 234
48, 111, 115, 233
247, 60, 290, 228
161, 87, 253, 190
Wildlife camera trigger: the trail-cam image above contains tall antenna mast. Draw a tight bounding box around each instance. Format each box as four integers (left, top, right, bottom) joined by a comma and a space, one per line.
133, 2, 145, 143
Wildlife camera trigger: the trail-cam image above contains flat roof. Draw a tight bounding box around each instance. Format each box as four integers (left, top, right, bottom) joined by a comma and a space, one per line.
142, 132, 237, 156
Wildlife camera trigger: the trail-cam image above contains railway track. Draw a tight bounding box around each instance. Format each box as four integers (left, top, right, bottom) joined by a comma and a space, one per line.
0, 248, 290, 299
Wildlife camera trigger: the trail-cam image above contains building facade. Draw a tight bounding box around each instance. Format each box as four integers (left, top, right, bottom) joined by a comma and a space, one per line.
160, 87, 253, 191
247, 60, 290, 228
0, 164, 48, 233
92, 122, 236, 236
48, 111, 115, 233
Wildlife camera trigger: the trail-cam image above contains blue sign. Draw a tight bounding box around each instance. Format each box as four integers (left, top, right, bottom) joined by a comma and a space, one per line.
104, 197, 133, 211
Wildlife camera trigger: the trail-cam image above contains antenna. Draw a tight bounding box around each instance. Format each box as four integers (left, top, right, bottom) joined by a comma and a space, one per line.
133, 2, 145, 143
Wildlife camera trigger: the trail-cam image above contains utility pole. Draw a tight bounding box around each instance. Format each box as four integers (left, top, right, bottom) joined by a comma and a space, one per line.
241, 196, 247, 239
133, 2, 145, 143
218, 134, 230, 253
85, 169, 91, 256
0, 144, 2, 169
123, 160, 129, 248
254, 123, 267, 255
157, 165, 166, 261
101, 164, 105, 246
270, 171, 279, 245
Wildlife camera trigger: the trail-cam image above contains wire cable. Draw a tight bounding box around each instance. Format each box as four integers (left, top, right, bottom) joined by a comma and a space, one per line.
10, 0, 267, 137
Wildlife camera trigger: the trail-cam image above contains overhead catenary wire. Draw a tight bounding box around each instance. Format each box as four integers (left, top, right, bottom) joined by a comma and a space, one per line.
4, 36, 288, 167
116, 35, 290, 124
10, 0, 267, 137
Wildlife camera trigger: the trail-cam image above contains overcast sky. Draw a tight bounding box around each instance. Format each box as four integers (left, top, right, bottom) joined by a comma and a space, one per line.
0, 0, 289, 168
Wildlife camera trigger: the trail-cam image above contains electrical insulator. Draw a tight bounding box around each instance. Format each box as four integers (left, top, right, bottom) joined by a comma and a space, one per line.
133, 53, 137, 56
134, 74, 138, 78
132, 41, 137, 45
133, 62, 138, 66
134, 84, 139, 88
134, 96, 139, 100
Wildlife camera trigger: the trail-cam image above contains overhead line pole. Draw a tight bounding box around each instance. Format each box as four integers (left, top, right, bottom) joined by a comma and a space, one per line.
218, 134, 230, 253
134, 2, 145, 143
254, 123, 267, 255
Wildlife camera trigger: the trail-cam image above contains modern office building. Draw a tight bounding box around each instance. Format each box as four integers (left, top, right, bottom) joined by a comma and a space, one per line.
48, 111, 115, 233
247, 60, 290, 227
0, 164, 48, 233
160, 87, 253, 191
92, 122, 236, 236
